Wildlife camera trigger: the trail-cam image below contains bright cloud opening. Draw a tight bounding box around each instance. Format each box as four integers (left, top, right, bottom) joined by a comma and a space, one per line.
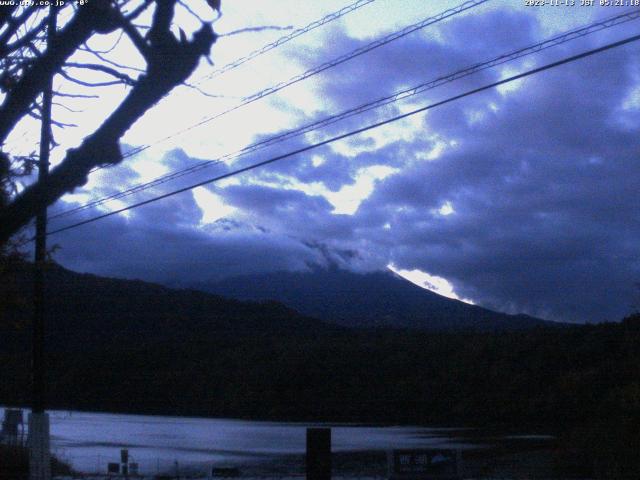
193, 187, 236, 224
437, 201, 455, 216
298, 164, 397, 215
388, 264, 474, 304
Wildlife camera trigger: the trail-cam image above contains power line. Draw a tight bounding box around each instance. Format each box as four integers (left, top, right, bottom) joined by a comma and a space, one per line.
242, 0, 490, 104
51, 8, 640, 221
86, 0, 488, 178
83, 0, 376, 172
120, 0, 490, 162
197, 0, 378, 83
45, 32, 640, 238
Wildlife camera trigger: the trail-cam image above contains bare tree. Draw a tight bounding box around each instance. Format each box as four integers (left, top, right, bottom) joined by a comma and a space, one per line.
0, 0, 220, 245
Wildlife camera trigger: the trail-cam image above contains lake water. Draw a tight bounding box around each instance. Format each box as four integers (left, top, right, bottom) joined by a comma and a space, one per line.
1, 407, 471, 476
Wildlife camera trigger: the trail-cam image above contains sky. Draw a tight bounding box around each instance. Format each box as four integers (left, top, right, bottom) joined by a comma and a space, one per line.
6, 0, 640, 323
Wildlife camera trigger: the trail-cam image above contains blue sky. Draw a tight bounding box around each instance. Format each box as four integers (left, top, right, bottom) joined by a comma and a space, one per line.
8, 0, 640, 323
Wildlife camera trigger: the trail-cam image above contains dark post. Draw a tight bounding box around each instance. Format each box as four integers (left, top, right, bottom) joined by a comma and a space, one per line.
32, 4, 56, 417
121, 449, 129, 480
306, 427, 331, 480
29, 7, 56, 480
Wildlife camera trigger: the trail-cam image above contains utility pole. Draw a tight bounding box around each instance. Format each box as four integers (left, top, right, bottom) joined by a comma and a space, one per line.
29, 6, 56, 480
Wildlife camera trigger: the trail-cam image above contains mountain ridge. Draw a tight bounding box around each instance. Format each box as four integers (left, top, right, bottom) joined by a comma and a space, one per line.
0, 261, 345, 354
194, 267, 560, 331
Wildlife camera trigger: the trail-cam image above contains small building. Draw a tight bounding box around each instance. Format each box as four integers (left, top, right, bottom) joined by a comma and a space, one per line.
1, 409, 25, 446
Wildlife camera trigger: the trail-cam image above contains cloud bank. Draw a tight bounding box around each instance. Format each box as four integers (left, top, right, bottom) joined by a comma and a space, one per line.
50, 8, 640, 323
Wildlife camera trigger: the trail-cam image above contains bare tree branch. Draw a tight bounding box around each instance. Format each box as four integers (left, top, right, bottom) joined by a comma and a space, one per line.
147, 0, 174, 48
64, 62, 137, 85
0, 14, 217, 243
28, 110, 78, 128
2, 15, 48, 58
177, 0, 202, 22
79, 30, 125, 55
182, 81, 226, 98
52, 102, 83, 113
0, 3, 117, 144
0, 6, 38, 53
0, 5, 18, 31
116, 11, 151, 60
81, 46, 146, 73
59, 68, 129, 88
124, 0, 154, 21
220, 25, 294, 37
53, 90, 99, 99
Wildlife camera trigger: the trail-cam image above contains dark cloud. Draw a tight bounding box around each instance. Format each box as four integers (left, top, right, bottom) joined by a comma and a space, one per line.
353, 23, 640, 322
50, 192, 332, 285
49, 8, 640, 323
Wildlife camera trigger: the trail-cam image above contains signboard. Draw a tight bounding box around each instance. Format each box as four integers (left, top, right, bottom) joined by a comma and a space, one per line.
306, 428, 331, 480
388, 449, 462, 480
210, 467, 240, 477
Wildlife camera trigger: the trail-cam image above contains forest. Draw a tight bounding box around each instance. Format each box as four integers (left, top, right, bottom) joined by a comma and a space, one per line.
1, 262, 640, 477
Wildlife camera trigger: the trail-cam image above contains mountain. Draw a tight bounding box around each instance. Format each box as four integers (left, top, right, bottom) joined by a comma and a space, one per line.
0, 261, 344, 354
5, 260, 640, 479
196, 268, 559, 331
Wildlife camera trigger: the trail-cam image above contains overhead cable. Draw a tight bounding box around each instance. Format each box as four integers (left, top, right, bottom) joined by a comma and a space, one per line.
45, 32, 640, 237
123, 0, 490, 160
198, 0, 378, 83
51, 8, 640, 221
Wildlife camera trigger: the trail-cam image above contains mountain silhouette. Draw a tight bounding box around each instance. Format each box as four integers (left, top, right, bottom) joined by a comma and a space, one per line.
196, 268, 559, 331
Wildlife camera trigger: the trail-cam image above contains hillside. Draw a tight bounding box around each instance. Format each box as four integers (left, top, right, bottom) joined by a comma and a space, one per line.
1, 262, 640, 476
0, 261, 344, 355
196, 268, 559, 331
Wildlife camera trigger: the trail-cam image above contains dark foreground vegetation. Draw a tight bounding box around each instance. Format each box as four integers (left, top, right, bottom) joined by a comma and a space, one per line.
0, 444, 73, 480
1, 262, 640, 477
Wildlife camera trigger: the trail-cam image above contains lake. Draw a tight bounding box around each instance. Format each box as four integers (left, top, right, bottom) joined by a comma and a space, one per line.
1, 407, 472, 476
